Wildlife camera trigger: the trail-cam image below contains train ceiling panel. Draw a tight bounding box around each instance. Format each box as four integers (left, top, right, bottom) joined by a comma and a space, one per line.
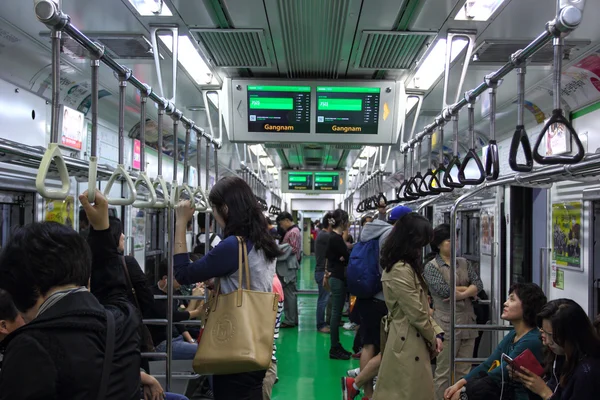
353, 31, 434, 70
191, 29, 271, 68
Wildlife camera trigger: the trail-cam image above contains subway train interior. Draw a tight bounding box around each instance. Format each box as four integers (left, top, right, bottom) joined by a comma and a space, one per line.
1, 0, 600, 399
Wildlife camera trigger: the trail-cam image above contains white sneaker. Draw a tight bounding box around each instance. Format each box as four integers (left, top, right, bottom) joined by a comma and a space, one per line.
373, 375, 378, 389
343, 322, 358, 331
347, 367, 360, 378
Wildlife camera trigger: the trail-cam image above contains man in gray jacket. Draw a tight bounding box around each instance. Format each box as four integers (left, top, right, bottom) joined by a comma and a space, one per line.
343, 205, 412, 400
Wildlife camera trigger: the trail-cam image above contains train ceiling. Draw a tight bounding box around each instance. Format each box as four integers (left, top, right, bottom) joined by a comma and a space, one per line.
1, 0, 600, 175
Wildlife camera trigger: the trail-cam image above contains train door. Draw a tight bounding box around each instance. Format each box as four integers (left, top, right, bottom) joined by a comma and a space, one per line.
144, 209, 166, 282
0, 190, 35, 249
591, 202, 600, 318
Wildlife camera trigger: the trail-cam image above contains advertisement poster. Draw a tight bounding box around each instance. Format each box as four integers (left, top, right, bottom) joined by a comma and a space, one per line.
60, 106, 85, 150
481, 208, 494, 255
133, 139, 141, 170
45, 196, 75, 229
552, 202, 581, 269
132, 216, 146, 251
544, 119, 571, 156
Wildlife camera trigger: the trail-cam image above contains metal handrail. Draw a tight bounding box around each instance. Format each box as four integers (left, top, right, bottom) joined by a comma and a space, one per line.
34, 0, 221, 148
400, 4, 584, 152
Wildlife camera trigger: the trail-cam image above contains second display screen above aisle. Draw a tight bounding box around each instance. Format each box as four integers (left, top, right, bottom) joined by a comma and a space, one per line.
315, 87, 380, 135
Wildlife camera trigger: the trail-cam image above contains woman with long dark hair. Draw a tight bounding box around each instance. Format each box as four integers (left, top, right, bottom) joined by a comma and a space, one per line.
173, 176, 280, 400
511, 299, 600, 400
326, 209, 352, 360
373, 213, 444, 400
423, 224, 484, 400
444, 283, 547, 400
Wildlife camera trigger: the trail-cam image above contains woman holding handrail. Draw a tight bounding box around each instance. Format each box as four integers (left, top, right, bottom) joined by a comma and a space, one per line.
373, 212, 444, 400
423, 224, 484, 400
172, 176, 280, 400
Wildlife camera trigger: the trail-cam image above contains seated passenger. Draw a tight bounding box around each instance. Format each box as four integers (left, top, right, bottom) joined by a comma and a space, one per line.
147, 260, 202, 360
173, 176, 279, 400
0, 190, 141, 399
193, 213, 221, 256
444, 283, 547, 400
511, 299, 600, 400
109, 216, 154, 317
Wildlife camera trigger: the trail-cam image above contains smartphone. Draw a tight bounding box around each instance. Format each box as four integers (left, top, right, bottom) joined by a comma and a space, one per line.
502, 353, 515, 367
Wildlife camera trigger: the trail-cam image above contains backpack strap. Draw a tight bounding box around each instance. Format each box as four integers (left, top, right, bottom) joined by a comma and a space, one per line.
120, 256, 142, 312
96, 311, 115, 400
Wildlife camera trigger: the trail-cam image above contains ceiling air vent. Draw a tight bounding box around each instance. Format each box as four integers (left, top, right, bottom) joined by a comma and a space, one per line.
265, 143, 292, 149
332, 144, 362, 150
305, 157, 322, 165
191, 29, 271, 68
473, 40, 591, 64
354, 31, 434, 70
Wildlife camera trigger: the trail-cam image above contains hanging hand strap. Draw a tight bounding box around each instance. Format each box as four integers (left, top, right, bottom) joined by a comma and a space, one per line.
485, 82, 501, 180
96, 311, 115, 400
509, 65, 534, 172
458, 101, 485, 185
532, 109, 585, 164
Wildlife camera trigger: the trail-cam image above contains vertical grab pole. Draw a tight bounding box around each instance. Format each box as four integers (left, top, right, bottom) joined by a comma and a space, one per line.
88, 57, 100, 202
183, 126, 191, 185
158, 110, 164, 177
449, 196, 458, 385
205, 141, 211, 255
50, 29, 61, 143
166, 206, 174, 392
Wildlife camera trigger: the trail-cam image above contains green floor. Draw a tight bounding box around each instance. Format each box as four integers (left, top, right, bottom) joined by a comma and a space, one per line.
272, 256, 358, 399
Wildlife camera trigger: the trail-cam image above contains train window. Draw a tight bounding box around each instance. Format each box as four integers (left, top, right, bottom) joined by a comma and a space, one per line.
460, 211, 480, 260
509, 186, 533, 284
0, 192, 34, 249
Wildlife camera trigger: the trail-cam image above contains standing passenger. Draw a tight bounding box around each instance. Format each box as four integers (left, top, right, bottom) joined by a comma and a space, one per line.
423, 224, 484, 400
315, 212, 333, 333
0, 190, 142, 399
327, 209, 353, 360
173, 176, 280, 400
373, 213, 444, 400
276, 212, 301, 328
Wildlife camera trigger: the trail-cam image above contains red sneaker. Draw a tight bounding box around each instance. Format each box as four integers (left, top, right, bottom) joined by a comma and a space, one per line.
342, 377, 360, 400
352, 351, 362, 359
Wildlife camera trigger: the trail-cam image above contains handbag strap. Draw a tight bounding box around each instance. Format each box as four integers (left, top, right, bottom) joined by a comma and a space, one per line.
236, 236, 251, 290
119, 256, 142, 312
96, 310, 115, 400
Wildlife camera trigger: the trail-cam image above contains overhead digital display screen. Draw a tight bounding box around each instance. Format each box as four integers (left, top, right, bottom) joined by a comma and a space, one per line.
314, 172, 340, 191
287, 172, 313, 191
247, 85, 311, 133
316, 86, 380, 134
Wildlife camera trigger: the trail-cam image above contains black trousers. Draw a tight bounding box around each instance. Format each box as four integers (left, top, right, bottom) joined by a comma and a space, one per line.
213, 370, 267, 400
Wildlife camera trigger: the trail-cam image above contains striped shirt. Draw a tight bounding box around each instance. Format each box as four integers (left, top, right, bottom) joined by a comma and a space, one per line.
272, 301, 284, 362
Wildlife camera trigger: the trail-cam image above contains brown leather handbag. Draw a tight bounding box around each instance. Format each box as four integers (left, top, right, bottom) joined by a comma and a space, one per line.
120, 256, 155, 353
193, 236, 278, 375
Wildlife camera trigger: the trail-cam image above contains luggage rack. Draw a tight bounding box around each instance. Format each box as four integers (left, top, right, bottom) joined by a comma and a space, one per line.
0, 137, 114, 181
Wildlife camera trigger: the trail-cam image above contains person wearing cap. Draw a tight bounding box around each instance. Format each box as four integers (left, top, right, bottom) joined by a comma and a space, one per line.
342, 205, 412, 400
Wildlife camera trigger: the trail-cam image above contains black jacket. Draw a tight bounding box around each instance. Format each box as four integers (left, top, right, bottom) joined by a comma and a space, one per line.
0, 228, 141, 400
123, 255, 154, 318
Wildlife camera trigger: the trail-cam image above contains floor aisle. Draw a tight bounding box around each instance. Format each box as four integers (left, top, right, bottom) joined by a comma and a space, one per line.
272, 256, 358, 399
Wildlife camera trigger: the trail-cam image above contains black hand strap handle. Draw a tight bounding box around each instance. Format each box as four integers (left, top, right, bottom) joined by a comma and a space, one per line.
405, 175, 421, 198
458, 102, 485, 185
532, 109, 585, 165
431, 164, 453, 192
509, 125, 534, 172
421, 168, 440, 195
509, 65, 534, 172
443, 114, 464, 188
377, 192, 387, 207
532, 36, 585, 165
485, 83, 500, 180
485, 140, 500, 180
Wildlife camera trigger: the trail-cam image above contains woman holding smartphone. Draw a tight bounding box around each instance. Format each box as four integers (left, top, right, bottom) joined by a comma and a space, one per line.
511, 299, 600, 400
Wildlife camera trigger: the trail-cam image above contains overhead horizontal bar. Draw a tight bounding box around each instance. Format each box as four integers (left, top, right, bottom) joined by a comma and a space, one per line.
34, 0, 221, 149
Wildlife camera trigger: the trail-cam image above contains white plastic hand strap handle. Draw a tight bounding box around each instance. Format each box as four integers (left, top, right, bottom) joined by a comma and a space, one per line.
103, 164, 137, 205
88, 156, 97, 203
194, 186, 211, 213
36, 143, 71, 200
133, 171, 157, 208
152, 175, 169, 208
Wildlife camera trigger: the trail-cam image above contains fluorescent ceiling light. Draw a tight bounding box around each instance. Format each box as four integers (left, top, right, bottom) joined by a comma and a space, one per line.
455, 0, 506, 22
249, 144, 267, 158
411, 38, 468, 91
127, 0, 173, 16
268, 167, 278, 174
259, 156, 274, 168
158, 34, 215, 85
354, 158, 368, 168
207, 92, 219, 108
360, 146, 378, 158
348, 169, 359, 176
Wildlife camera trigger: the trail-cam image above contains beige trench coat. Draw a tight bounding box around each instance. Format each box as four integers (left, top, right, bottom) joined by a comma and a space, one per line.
373, 261, 444, 400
